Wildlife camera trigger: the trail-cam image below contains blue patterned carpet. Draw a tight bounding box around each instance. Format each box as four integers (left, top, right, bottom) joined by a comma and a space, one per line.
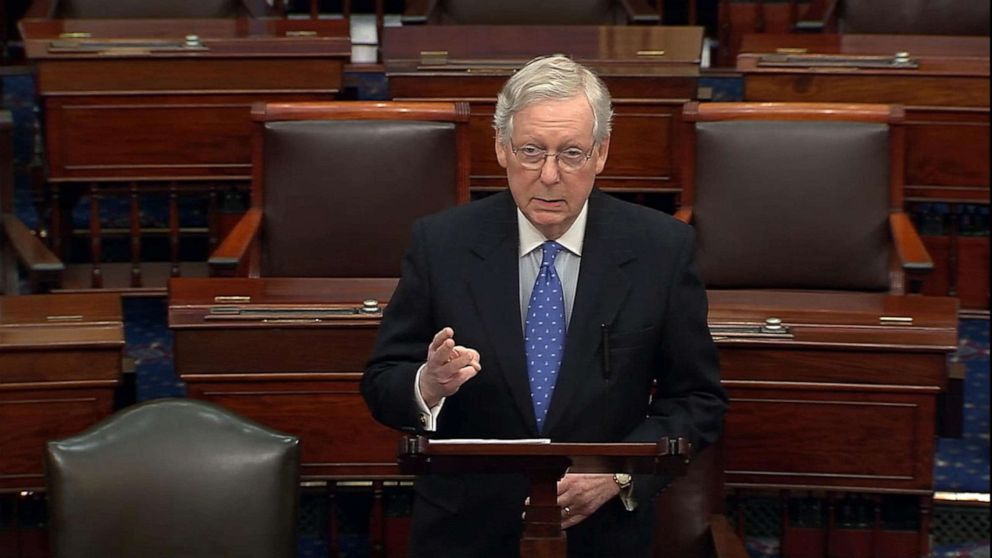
935, 319, 991, 494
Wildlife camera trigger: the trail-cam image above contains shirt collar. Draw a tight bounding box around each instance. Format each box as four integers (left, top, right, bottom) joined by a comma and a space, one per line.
517, 200, 588, 258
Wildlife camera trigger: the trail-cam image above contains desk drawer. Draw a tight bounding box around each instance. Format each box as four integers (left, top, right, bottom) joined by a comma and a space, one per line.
185, 376, 403, 480
723, 384, 936, 492
174, 327, 378, 374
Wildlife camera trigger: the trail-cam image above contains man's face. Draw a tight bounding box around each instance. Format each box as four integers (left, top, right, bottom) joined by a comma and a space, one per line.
495, 94, 610, 240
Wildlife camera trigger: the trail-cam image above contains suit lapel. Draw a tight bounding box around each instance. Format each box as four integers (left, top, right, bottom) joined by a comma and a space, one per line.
464, 193, 539, 435
543, 191, 635, 436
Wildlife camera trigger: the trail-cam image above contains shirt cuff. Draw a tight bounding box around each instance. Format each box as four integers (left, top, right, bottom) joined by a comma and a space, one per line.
414, 363, 445, 431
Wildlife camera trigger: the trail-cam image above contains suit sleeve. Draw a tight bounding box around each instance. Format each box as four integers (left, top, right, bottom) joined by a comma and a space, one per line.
626, 227, 727, 502
362, 219, 437, 432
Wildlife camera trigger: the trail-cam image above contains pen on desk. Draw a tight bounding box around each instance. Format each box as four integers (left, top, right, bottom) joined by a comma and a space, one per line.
601, 323, 611, 379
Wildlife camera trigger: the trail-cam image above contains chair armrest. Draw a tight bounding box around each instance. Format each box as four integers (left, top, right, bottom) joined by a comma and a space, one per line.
620, 0, 661, 24
2, 213, 64, 293
794, 0, 838, 32
2, 214, 64, 273
889, 211, 933, 272
710, 514, 750, 558
401, 0, 435, 24
889, 211, 932, 294
674, 206, 694, 224
208, 207, 262, 276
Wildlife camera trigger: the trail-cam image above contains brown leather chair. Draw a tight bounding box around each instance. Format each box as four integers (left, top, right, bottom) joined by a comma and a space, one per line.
25, 0, 276, 18
1, 109, 63, 293
796, 0, 990, 35
209, 101, 471, 278
46, 398, 300, 558
654, 437, 748, 558
402, 0, 660, 25
676, 102, 931, 294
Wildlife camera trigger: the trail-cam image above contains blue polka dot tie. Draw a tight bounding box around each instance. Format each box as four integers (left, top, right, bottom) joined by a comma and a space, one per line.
525, 241, 566, 433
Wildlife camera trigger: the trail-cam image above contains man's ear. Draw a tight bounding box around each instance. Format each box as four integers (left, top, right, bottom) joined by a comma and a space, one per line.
594, 136, 610, 174
495, 137, 509, 169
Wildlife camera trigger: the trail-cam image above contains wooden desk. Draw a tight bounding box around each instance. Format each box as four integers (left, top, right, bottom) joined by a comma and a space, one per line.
18, 18, 351, 290
169, 276, 401, 557
737, 34, 990, 310
709, 289, 958, 558
0, 292, 123, 493
383, 25, 703, 194
169, 277, 401, 480
170, 279, 958, 557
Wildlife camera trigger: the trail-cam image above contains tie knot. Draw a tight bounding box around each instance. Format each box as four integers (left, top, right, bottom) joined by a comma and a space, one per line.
540, 241, 564, 267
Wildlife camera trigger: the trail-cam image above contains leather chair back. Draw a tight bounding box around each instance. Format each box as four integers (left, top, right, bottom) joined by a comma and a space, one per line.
433, 0, 624, 24
254, 102, 469, 278
46, 398, 300, 558
691, 115, 891, 291
839, 0, 990, 35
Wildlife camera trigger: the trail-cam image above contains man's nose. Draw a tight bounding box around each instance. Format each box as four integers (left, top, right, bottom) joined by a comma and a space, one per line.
539, 155, 560, 184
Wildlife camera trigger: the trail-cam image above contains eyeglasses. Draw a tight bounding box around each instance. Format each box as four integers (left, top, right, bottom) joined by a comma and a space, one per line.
510, 142, 594, 172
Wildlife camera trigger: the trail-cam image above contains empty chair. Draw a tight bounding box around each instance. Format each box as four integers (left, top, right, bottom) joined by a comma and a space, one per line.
46, 398, 300, 558
209, 101, 471, 278
677, 101, 931, 294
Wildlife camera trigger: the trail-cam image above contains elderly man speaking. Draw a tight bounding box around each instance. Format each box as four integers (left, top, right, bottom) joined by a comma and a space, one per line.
362, 54, 727, 558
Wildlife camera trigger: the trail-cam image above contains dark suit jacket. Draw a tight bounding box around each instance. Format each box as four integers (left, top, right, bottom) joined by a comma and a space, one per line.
362, 189, 726, 558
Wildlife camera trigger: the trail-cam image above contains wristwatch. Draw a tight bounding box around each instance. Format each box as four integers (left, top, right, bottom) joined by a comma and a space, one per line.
613, 473, 633, 491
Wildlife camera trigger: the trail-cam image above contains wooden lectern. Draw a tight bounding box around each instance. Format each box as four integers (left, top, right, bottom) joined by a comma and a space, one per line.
398, 435, 691, 558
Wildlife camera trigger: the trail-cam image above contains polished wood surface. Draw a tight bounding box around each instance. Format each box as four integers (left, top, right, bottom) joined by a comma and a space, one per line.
0, 293, 123, 492
383, 25, 703, 193
736, 33, 990, 310
170, 277, 400, 479
709, 289, 957, 558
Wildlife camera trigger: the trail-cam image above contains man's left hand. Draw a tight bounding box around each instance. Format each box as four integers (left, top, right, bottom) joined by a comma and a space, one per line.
557, 473, 621, 529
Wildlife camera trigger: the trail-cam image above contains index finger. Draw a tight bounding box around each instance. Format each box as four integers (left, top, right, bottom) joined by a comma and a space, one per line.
429, 327, 455, 352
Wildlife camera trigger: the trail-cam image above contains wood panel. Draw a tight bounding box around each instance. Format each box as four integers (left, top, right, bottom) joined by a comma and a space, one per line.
724, 387, 935, 491
21, 18, 351, 182
0, 293, 123, 493
383, 25, 702, 193
186, 377, 402, 479
0, 389, 115, 491
37, 57, 342, 93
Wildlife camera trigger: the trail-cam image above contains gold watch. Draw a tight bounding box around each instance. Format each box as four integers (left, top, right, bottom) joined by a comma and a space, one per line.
613, 473, 632, 490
